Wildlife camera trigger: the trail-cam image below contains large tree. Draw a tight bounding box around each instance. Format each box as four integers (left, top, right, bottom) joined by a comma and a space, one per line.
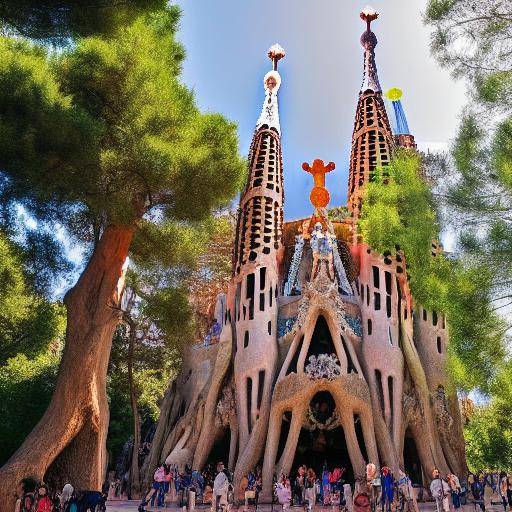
0, 6, 245, 508
425, 0, 512, 320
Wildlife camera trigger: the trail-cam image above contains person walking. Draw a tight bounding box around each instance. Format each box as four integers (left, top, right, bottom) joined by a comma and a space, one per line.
60, 484, 74, 512
213, 462, 229, 512
293, 466, 305, 506
499, 473, 508, 512
305, 468, 316, 512
276, 475, 292, 512
447, 474, 462, 511
431, 469, 450, 512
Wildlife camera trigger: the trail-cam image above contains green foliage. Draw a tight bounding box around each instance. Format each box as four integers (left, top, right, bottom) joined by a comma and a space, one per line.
465, 362, 512, 471
0, 0, 169, 42
0, 230, 66, 363
359, 151, 506, 391
0, 6, 245, 239
0, 351, 61, 464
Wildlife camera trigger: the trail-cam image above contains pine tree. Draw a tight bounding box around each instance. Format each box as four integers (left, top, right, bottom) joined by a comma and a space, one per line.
0, 6, 245, 507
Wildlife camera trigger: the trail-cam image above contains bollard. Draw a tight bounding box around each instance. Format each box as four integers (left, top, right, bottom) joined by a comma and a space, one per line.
188, 490, 196, 511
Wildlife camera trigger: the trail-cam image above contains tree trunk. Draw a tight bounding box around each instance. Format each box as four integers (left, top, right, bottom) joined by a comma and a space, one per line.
0, 224, 134, 512
125, 314, 142, 499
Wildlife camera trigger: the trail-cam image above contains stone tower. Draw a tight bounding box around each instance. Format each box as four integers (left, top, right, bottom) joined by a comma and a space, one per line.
144, 8, 468, 500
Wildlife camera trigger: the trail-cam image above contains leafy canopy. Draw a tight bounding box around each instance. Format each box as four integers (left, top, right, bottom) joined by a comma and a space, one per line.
0, 7, 245, 255
359, 151, 506, 391
0, 0, 168, 42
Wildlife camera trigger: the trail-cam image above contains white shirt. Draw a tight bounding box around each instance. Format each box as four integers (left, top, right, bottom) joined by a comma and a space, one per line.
430, 478, 450, 498
214, 472, 229, 495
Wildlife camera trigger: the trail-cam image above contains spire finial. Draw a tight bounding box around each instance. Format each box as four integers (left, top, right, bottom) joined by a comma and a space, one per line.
360, 5, 379, 31
268, 43, 285, 71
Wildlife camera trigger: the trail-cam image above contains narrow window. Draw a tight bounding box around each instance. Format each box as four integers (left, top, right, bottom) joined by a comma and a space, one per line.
386, 295, 392, 318
374, 292, 381, 310
385, 271, 392, 295
372, 266, 380, 288
244, 331, 249, 348
375, 369, 385, 415
361, 284, 364, 300
257, 370, 265, 409
246, 273, 255, 300
267, 321, 272, 335
367, 319, 372, 335
388, 326, 393, 345
259, 292, 265, 311
437, 337, 442, 354
442, 315, 446, 329
432, 311, 438, 326
423, 309, 427, 321
269, 288, 273, 307
249, 299, 254, 320
246, 378, 253, 432
388, 376, 394, 427
259, 267, 266, 290
366, 285, 370, 306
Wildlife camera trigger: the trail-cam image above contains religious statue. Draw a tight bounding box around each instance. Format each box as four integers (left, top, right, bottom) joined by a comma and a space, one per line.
310, 222, 336, 280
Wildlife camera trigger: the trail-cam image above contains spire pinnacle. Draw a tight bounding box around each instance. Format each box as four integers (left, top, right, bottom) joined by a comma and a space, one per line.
256, 44, 285, 134
268, 43, 285, 71
359, 6, 381, 94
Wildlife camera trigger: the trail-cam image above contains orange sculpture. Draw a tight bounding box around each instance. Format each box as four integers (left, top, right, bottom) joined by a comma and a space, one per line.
302, 159, 335, 208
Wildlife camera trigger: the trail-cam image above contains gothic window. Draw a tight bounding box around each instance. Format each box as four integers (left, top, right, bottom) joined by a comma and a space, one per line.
246, 378, 253, 432
375, 369, 385, 415
372, 266, 380, 288
268, 321, 272, 335
437, 337, 442, 354
367, 319, 372, 335
374, 292, 381, 310
259, 267, 266, 289
432, 311, 438, 326
257, 370, 265, 409
259, 292, 265, 311
244, 331, 249, 348
386, 295, 392, 318
423, 309, 427, 321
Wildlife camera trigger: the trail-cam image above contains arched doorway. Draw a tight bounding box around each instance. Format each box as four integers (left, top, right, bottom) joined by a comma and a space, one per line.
403, 430, 422, 485
291, 391, 354, 482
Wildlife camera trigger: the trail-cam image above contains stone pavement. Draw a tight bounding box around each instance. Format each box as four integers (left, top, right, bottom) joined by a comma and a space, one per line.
106, 502, 448, 512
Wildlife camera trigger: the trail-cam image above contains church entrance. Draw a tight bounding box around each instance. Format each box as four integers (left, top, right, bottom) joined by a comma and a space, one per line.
403, 430, 422, 485
291, 391, 354, 482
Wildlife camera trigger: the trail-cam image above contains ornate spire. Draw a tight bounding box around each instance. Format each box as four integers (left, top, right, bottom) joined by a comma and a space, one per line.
256, 43, 285, 134
347, 7, 394, 223
360, 6, 382, 94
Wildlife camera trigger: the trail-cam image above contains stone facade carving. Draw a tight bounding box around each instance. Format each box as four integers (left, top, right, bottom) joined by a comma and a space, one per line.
145, 10, 467, 500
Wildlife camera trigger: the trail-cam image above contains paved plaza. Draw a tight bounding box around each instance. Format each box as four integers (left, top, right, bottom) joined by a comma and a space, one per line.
106, 502, 445, 512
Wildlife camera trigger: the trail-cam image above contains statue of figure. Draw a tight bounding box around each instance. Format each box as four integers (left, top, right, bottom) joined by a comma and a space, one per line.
310, 222, 336, 280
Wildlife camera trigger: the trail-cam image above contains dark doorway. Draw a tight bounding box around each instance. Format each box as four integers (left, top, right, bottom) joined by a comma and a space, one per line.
306, 316, 337, 360
291, 392, 354, 482
207, 428, 231, 467
403, 432, 422, 485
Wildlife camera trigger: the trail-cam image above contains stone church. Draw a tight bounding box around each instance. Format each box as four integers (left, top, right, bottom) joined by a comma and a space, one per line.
144, 7, 467, 499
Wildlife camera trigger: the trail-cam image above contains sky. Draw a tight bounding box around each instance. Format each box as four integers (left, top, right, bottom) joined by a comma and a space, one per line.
174, 0, 467, 220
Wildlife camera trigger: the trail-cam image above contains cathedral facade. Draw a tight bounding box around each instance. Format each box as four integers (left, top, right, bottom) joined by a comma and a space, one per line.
145, 8, 467, 498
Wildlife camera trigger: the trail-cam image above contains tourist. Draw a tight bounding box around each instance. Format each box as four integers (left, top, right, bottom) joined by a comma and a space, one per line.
380, 467, 394, 512
507, 474, 512, 512
213, 462, 229, 512
322, 464, 331, 505
499, 472, 508, 512
470, 474, 485, 512
242, 470, 256, 511
447, 473, 462, 511
276, 475, 292, 512
34, 484, 52, 512
430, 469, 450, 512
397, 470, 419, 512
151, 463, 167, 507
18, 478, 38, 512
60, 484, 74, 512
483, 474, 493, 512
293, 466, 306, 506
305, 468, 316, 511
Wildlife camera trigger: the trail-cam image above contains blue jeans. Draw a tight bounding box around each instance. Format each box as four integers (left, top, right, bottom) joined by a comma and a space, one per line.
150, 483, 164, 507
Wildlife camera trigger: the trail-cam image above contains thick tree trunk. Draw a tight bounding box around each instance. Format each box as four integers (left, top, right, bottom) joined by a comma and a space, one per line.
0, 224, 134, 512
125, 314, 142, 499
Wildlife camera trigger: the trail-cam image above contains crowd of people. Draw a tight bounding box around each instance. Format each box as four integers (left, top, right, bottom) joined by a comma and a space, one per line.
13, 478, 106, 512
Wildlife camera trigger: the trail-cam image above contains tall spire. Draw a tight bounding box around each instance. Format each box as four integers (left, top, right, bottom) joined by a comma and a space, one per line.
347, 7, 394, 224
233, 44, 285, 275
255, 43, 285, 135
360, 6, 382, 93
